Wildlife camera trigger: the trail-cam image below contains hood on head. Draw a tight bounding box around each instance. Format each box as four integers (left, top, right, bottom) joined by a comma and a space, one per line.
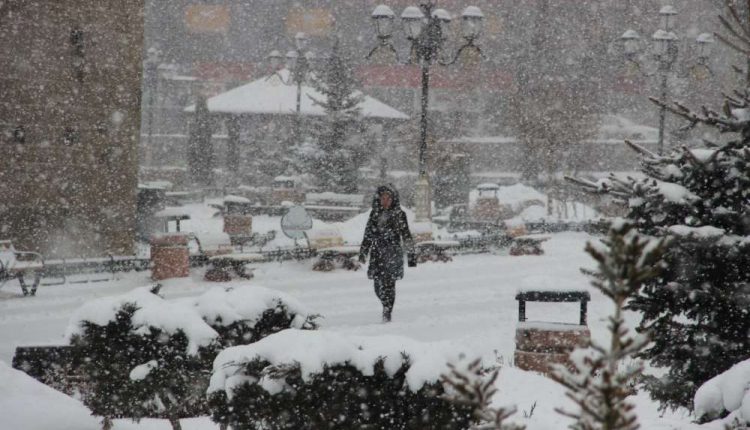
371, 184, 401, 210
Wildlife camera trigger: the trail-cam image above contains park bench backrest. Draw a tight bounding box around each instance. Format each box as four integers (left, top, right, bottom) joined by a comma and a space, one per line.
305, 227, 345, 250
0, 240, 16, 271
515, 290, 591, 326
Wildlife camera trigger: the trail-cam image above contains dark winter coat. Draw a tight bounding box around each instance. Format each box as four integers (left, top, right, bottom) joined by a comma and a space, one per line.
360, 185, 415, 281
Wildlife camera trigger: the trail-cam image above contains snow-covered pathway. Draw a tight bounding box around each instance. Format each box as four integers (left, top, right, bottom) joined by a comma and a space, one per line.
0, 233, 706, 429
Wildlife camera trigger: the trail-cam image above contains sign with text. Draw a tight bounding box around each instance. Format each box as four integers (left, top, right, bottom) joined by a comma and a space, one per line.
185, 5, 231, 33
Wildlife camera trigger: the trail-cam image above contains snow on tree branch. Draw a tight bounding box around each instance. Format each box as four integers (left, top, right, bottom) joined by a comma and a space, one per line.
551, 221, 669, 430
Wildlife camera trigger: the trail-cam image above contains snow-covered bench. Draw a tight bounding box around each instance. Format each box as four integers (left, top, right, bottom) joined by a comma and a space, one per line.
305, 228, 360, 272
414, 240, 460, 263
509, 234, 550, 256
204, 253, 264, 282
0, 240, 44, 296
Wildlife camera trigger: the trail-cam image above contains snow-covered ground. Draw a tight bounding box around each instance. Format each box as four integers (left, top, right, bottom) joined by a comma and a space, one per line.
0, 231, 715, 429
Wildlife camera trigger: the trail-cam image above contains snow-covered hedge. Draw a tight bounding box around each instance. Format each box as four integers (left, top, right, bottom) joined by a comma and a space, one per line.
65, 284, 317, 428
179, 283, 317, 346
695, 359, 750, 424
207, 330, 476, 430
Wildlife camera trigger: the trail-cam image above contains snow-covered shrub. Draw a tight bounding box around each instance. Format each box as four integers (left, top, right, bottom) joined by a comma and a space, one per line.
694, 358, 750, 424
207, 330, 475, 430
181, 284, 318, 347
66, 286, 216, 429
65, 284, 317, 429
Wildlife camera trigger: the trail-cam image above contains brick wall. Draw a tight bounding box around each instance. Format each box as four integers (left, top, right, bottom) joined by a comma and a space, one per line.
0, 0, 145, 257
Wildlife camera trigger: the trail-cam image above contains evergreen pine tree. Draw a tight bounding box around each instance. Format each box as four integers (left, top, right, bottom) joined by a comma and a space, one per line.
552, 221, 668, 430
188, 95, 214, 186
568, 90, 750, 410
308, 40, 366, 193
441, 359, 525, 430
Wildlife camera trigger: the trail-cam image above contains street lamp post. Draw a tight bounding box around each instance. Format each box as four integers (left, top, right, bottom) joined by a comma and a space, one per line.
369, 2, 484, 222
144, 46, 161, 167
620, 6, 714, 155
268, 33, 313, 148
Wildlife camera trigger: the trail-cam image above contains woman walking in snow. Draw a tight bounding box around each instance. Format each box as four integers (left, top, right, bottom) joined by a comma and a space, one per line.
359, 185, 416, 322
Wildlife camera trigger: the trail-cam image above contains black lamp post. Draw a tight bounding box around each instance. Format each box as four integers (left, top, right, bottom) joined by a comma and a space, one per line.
268, 32, 314, 147
620, 6, 714, 155
369, 2, 484, 222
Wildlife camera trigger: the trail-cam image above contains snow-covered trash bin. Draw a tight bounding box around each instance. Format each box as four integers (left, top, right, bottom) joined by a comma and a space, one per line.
150, 233, 190, 281
63, 284, 317, 430
514, 290, 591, 376
694, 359, 750, 425
207, 330, 476, 430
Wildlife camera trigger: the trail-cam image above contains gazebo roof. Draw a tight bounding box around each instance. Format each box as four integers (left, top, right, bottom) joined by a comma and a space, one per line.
184, 69, 409, 121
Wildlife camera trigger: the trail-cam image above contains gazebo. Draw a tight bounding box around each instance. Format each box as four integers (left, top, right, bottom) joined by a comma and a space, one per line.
184, 69, 409, 182
185, 68, 409, 121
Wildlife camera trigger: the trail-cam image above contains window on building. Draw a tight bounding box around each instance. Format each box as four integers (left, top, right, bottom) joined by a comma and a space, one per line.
13, 125, 25, 144
70, 28, 85, 82
95, 121, 108, 136
63, 127, 79, 145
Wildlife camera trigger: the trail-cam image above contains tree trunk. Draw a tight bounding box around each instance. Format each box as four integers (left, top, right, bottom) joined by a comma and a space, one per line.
101, 417, 113, 430
169, 417, 182, 430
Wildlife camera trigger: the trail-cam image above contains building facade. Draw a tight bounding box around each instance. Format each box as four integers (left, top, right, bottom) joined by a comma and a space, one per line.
0, 1, 145, 257
142, 0, 733, 171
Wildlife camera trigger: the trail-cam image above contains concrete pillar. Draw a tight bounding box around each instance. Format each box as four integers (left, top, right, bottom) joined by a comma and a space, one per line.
414, 174, 431, 222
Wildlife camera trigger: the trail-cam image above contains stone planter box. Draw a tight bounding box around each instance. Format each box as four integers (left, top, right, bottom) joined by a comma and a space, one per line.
514, 290, 591, 375
150, 234, 189, 281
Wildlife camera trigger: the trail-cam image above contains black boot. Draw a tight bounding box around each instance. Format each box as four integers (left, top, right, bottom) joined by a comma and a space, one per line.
382, 306, 392, 323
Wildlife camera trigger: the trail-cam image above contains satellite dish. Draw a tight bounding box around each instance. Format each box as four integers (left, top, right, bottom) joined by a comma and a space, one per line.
281, 205, 313, 240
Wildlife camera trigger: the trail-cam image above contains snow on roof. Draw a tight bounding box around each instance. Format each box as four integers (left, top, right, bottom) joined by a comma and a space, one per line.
154, 206, 191, 218
476, 183, 500, 190
184, 68, 409, 120
469, 183, 546, 209
446, 115, 659, 146
224, 195, 251, 204
598, 114, 658, 141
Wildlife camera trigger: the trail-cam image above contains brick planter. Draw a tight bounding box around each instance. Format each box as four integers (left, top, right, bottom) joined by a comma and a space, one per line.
223, 214, 252, 236
150, 234, 189, 281
514, 290, 591, 376
514, 323, 590, 374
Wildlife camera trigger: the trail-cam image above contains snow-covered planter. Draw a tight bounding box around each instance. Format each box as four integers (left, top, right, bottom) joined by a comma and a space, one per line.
65, 284, 317, 429
207, 330, 476, 430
